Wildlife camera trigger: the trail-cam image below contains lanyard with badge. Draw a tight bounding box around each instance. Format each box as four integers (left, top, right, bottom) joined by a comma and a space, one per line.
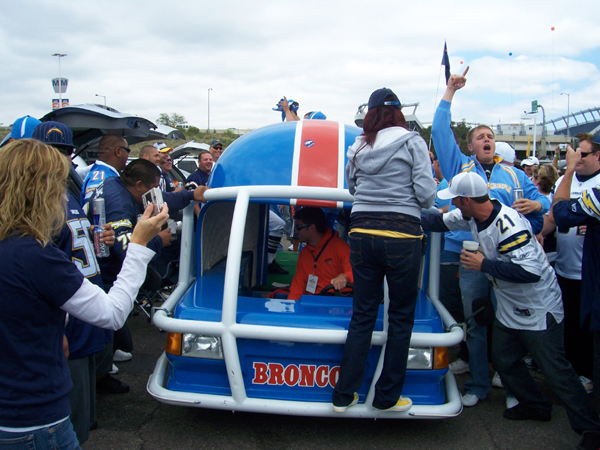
306, 233, 335, 294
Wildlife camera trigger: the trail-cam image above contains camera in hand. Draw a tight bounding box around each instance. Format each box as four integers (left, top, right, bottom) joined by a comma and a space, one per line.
142, 187, 164, 217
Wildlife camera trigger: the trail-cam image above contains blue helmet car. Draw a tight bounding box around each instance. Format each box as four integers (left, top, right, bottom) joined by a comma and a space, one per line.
147, 119, 464, 419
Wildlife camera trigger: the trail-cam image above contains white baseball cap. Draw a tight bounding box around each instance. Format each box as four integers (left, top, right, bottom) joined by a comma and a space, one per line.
437, 172, 489, 200
495, 142, 516, 164
521, 156, 539, 167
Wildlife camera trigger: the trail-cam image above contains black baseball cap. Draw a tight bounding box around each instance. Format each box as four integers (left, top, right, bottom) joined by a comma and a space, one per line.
368, 88, 402, 110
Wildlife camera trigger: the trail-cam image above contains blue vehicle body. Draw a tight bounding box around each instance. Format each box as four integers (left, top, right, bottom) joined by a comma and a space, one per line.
147, 120, 464, 418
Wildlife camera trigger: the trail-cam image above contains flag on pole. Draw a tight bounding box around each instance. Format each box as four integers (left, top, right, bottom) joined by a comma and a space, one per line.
442, 42, 451, 85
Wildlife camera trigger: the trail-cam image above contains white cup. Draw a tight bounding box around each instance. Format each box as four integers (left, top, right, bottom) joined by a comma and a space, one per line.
463, 240, 479, 253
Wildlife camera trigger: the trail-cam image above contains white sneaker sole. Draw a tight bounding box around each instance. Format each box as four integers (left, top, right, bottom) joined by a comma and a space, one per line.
333, 395, 358, 412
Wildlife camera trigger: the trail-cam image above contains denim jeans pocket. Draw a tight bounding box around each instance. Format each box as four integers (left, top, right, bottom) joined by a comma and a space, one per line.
349, 234, 363, 266
383, 238, 418, 271
0, 432, 34, 449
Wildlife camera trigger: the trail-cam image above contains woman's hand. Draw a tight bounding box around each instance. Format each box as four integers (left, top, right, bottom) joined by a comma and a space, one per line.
130, 203, 169, 246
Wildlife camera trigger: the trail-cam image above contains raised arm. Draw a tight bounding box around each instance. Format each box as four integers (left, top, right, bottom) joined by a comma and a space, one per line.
431, 67, 472, 181
442, 66, 469, 103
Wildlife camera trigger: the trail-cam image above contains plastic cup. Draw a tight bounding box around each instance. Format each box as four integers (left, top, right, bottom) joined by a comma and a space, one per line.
463, 241, 479, 253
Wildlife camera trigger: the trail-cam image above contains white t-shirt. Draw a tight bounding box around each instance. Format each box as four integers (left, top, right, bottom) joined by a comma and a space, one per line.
552, 172, 600, 280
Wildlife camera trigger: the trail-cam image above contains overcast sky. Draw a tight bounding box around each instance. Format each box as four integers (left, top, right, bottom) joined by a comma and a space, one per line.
2, 0, 599, 132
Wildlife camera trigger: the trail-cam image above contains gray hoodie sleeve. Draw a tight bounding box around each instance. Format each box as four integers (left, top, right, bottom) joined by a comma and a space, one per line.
408, 135, 437, 209
345, 156, 357, 196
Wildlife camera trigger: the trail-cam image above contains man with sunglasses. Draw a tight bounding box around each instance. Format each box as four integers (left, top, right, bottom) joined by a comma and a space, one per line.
549, 133, 600, 394
209, 139, 224, 162
158, 152, 180, 193
288, 207, 353, 301
155, 145, 177, 193
81, 135, 130, 208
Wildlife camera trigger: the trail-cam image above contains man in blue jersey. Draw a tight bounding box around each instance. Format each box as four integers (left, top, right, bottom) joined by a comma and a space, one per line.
431, 67, 551, 407
423, 172, 600, 450
90, 159, 208, 289
81, 135, 130, 207
158, 149, 179, 193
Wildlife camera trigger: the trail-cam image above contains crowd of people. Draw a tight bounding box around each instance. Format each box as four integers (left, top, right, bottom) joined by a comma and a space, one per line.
2, 72, 600, 449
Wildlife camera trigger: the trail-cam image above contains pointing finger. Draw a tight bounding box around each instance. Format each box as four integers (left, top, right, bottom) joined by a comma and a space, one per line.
462, 66, 470, 77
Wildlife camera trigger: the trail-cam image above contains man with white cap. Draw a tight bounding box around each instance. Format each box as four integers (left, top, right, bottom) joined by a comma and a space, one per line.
521, 156, 539, 179
431, 67, 550, 407
421, 172, 600, 449
495, 142, 516, 167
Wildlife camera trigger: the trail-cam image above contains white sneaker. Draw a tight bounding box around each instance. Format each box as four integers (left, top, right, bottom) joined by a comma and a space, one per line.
461, 393, 479, 407
114, 350, 132, 362
506, 396, 519, 409
333, 393, 358, 413
580, 375, 594, 394
109, 363, 119, 375
491, 371, 504, 388
449, 358, 470, 374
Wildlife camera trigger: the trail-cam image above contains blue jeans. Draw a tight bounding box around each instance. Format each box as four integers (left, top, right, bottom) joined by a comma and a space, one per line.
0, 418, 80, 449
333, 234, 422, 409
459, 267, 492, 399
493, 313, 600, 434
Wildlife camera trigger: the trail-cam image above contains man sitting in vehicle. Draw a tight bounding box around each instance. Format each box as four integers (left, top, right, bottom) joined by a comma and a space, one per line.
288, 207, 353, 300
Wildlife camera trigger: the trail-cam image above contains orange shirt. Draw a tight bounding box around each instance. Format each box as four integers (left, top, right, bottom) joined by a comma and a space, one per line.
288, 228, 353, 300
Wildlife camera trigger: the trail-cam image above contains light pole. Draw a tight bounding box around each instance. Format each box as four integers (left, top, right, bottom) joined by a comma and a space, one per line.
95, 94, 106, 107
537, 103, 546, 156
561, 93, 570, 139
207, 88, 213, 132
521, 111, 537, 158
52, 53, 67, 107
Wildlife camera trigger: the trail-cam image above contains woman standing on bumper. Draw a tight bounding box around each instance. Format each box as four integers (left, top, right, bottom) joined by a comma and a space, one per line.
332, 88, 436, 412
0, 140, 168, 449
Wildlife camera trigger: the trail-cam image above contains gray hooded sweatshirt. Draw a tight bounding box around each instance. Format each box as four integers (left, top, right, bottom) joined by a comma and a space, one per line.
346, 126, 436, 219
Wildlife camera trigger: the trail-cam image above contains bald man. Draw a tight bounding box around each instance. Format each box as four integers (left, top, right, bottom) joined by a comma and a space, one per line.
81, 135, 130, 207
140, 145, 160, 165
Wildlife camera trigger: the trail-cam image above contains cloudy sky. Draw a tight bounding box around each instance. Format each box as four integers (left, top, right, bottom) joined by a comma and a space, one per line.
2, 0, 599, 132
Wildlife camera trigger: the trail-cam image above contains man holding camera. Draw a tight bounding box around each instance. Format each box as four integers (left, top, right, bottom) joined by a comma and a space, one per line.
422, 172, 600, 450
548, 133, 600, 394
90, 159, 208, 288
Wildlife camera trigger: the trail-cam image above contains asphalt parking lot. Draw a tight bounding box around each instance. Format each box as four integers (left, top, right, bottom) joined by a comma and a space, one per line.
84, 306, 593, 450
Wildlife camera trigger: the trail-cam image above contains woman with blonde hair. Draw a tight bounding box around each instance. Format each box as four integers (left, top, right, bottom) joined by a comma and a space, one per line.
0, 139, 169, 449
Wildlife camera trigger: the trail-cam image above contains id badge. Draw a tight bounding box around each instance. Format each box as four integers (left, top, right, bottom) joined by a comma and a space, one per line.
306, 274, 318, 294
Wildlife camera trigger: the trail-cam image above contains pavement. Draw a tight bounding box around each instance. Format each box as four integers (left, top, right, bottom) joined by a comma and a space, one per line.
84, 302, 595, 450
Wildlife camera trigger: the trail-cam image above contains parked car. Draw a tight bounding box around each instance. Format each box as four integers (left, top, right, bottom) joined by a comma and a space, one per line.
147, 120, 464, 419
39, 104, 185, 179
